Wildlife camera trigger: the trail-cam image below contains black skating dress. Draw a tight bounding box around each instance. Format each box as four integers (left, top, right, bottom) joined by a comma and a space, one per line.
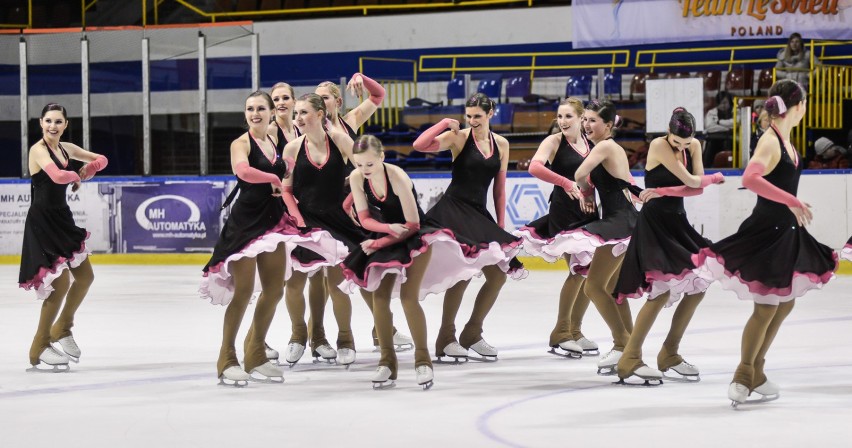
19, 142, 90, 300
515, 133, 599, 262
424, 131, 526, 278
200, 134, 340, 305
613, 144, 714, 306
340, 164, 492, 299
693, 125, 837, 304
288, 133, 366, 273
561, 140, 639, 275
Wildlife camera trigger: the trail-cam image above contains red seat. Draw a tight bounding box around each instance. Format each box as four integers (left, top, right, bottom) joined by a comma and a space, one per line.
713, 151, 734, 168
757, 69, 774, 94
664, 71, 692, 79
630, 73, 658, 100
697, 70, 721, 96
725, 69, 755, 96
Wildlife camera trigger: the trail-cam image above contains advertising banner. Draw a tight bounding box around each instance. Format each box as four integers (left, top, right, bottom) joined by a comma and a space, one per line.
572, 0, 852, 49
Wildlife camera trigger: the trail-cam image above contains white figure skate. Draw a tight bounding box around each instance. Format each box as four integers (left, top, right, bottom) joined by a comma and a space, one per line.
615, 365, 664, 386
468, 339, 498, 362
218, 366, 249, 387
415, 365, 434, 390
549, 340, 583, 359
662, 360, 700, 383
249, 361, 284, 383
55, 335, 81, 363
312, 344, 337, 365
576, 337, 600, 355
284, 342, 305, 368
337, 348, 356, 369
597, 349, 623, 376
371, 366, 395, 390
27, 347, 70, 373
435, 342, 469, 364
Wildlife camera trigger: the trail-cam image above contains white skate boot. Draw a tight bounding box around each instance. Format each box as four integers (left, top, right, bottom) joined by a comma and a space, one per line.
392, 331, 414, 351
371, 366, 395, 390
616, 365, 663, 386
751, 379, 780, 402
662, 360, 701, 382
415, 365, 434, 390
56, 335, 81, 363
284, 342, 305, 368
576, 337, 599, 355
249, 361, 284, 383
549, 340, 583, 359
27, 347, 70, 373
728, 382, 749, 408
597, 350, 622, 376
468, 339, 498, 362
312, 344, 337, 364
337, 348, 356, 369
265, 343, 280, 365
218, 366, 250, 387
436, 342, 469, 364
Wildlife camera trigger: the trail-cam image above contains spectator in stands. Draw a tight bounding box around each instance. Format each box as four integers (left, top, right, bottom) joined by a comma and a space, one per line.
808, 137, 850, 169
750, 109, 771, 157
703, 91, 734, 167
776, 33, 811, 88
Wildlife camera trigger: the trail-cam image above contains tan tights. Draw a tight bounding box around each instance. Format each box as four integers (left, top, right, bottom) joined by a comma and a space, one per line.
616, 292, 705, 378
549, 257, 592, 346
217, 244, 285, 377
373, 247, 432, 379
733, 300, 795, 390
435, 264, 506, 354
29, 258, 95, 365
583, 247, 632, 351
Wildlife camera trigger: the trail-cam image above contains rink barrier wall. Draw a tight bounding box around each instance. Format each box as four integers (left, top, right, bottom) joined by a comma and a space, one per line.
1, 171, 850, 273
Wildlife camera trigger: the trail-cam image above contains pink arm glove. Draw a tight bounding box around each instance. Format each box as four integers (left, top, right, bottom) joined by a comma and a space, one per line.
357, 210, 392, 234
282, 186, 305, 226
494, 170, 507, 228
80, 155, 108, 179
413, 119, 453, 153
342, 192, 355, 215
235, 161, 282, 189
742, 162, 804, 208
369, 222, 421, 250
699, 172, 724, 187
654, 186, 703, 197
355, 73, 386, 106
43, 163, 81, 184
528, 160, 574, 190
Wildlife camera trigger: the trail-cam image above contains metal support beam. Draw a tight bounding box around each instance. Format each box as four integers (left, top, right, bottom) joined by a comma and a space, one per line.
20, 38, 28, 178
81, 35, 90, 150
251, 32, 259, 91
199, 32, 208, 176
142, 37, 151, 176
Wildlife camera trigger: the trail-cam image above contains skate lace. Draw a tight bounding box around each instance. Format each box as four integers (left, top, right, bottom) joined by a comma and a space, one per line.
415, 365, 431, 375
680, 360, 695, 368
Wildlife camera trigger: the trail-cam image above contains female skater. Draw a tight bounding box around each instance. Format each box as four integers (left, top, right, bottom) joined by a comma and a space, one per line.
340, 136, 496, 389
20, 103, 108, 371
514, 98, 600, 357
200, 91, 338, 386
413, 93, 526, 362
280, 93, 365, 367
568, 99, 638, 375
612, 108, 724, 385
693, 80, 837, 406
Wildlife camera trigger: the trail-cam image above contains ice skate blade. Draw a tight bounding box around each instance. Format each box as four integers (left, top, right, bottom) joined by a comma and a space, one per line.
469, 355, 498, 363
582, 349, 600, 356
218, 377, 249, 387
394, 343, 413, 352
596, 367, 617, 376
419, 380, 434, 391
312, 357, 337, 365
614, 377, 663, 387
248, 373, 284, 384
372, 381, 396, 390
27, 363, 70, 373
662, 372, 701, 383
548, 347, 582, 359
434, 355, 468, 364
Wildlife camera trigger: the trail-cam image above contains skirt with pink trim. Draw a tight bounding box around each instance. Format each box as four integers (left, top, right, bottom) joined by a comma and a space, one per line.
691, 219, 838, 305
200, 215, 343, 306
554, 228, 631, 275
339, 226, 520, 299
615, 269, 714, 306
841, 237, 852, 262
19, 201, 91, 300
19, 234, 91, 301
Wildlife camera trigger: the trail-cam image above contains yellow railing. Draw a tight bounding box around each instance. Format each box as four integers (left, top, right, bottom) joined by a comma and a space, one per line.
358, 57, 418, 131
174, 0, 533, 23
418, 50, 631, 80
0, 0, 31, 29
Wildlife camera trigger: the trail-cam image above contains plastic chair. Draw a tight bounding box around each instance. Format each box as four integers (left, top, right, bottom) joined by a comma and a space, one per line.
725, 69, 755, 96
477, 77, 503, 101
757, 69, 774, 95
447, 77, 466, 105
505, 76, 531, 102
565, 75, 592, 99
603, 72, 622, 99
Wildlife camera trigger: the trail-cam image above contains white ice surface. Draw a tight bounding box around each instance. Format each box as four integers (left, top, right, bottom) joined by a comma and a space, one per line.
2, 266, 851, 448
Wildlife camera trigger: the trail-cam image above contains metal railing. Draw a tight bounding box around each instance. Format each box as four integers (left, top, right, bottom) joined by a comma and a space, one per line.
418, 50, 631, 80
358, 57, 418, 131
173, 0, 533, 23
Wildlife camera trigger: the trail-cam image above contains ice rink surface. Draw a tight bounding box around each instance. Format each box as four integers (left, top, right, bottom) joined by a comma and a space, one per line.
2, 265, 851, 448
